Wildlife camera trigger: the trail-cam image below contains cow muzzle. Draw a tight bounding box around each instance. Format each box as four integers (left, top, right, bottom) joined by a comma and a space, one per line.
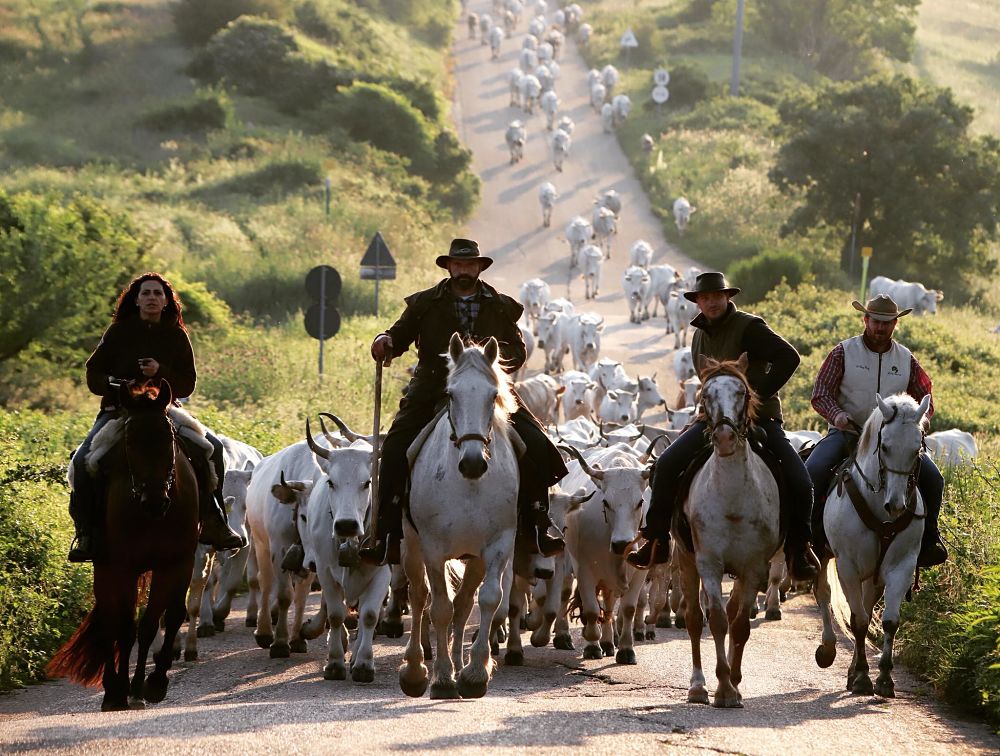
334, 519, 361, 538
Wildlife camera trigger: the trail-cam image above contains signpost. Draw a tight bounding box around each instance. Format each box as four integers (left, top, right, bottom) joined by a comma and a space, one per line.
860, 246, 873, 303
652, 69, 669, 115
360, 231, 397, 315
304, 265, 342, 377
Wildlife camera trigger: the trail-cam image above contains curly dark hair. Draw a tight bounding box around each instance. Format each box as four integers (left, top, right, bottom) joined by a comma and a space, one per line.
112, 272, 186, 330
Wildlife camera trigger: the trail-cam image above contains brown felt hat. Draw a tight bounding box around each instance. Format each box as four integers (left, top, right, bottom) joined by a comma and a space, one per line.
683, 271, 740, 302
435, 238, 493, 270
852, 294, 912, 321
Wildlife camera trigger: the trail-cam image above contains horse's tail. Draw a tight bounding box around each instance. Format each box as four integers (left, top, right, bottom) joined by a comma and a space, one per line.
46, 608, 108, 687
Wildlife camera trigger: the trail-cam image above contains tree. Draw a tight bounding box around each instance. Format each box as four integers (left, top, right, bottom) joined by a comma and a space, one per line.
0, 191, 144, 363
770, 75, 1000, 299
751, 0, 919, 79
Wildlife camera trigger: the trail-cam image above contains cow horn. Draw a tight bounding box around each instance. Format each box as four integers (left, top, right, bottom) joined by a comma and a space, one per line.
319, 412, 371, 444
305, 417, 331, 460
317, 414, 341, 446
280, 470, 289, 488
631, 424, 646, 441
559, 443, 605, 481
641, 433, 673, 463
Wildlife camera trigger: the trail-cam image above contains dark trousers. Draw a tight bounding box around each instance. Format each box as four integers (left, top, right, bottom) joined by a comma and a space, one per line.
69, 409, 118, 532
375, 398, 557, 536
645, 419, 814, 549
805, 429, 943, 542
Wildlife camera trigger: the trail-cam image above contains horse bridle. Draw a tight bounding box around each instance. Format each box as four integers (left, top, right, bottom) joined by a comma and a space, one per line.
446, 398, 494, 449
702, 377, 750, 442
851, 403, 922, 499
124, 415, 177, 507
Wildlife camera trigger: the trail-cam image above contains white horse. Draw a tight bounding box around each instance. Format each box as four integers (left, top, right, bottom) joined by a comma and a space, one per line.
399, 333, 521, 699
675, 355, 782, 707
814, 393, 930, 698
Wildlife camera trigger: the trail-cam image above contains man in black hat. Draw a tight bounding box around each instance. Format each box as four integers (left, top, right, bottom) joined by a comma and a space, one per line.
359, 238, 568, 565
628, 272, 817, 580
806, 294, 947, 567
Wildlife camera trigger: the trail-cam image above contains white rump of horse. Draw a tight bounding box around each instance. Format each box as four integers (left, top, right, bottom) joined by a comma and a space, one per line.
814, 392, 930, 699
398, 333, 520, 699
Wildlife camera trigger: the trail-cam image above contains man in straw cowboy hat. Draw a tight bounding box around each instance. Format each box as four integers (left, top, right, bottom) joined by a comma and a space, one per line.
806, 294, 947, 567
359, 238, 568, 565
629, 272, 818, 580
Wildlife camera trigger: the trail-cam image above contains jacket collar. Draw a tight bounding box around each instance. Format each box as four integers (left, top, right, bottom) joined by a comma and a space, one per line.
431, 278, 497, 301
691, 301, 737, 333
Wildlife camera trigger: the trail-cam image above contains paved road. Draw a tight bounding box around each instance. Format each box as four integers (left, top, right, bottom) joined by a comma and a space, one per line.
1, 7, 997, 754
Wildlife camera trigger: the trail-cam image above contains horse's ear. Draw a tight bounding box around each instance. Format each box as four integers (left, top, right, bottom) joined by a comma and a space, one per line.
154, 379, 172, 410
695, 354, 712, 377
735, 352, 749, 373
917, 393, 932, 421
449, 332, 464, 363
483, 336, 499, 365
875, 393, 891, 419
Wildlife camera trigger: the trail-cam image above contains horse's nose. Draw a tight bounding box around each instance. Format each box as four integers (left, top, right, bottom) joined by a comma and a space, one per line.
537, 339, 545, 349
334, 519, 360, 538
611, 539, 630, 555
459, 453, 488, 480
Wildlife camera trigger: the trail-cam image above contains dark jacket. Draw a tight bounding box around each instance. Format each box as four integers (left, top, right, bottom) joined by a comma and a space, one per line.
384, 278, 526, 403
690, 302, 799, 422
86, 318, 196, 409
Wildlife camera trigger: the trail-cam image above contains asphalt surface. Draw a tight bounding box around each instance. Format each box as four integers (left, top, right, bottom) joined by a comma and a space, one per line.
1, 6, 997, 754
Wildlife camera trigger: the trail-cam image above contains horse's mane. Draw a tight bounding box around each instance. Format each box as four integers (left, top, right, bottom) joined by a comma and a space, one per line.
446, 342, 518, 425
129, 380, 163, 404
697, 357, 760, 425
857, 393, 928, 457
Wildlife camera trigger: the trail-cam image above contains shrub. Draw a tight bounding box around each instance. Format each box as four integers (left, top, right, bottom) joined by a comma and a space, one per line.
138, 88, 235, 133
664, 61, 713, 109
167, 271, 234, 331
194, 157, 324, 200
671, 96, 780, 133
193, 17, 298, 95
729, 248, 809, 302
172, 0, 286, 47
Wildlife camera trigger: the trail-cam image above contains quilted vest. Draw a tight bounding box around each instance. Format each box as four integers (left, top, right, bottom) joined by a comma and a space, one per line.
837, 335, 911, 428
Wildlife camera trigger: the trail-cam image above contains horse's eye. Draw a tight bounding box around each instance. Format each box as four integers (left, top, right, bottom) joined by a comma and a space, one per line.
326, 480, 335, 489
881, 445, 890, 455
364, 479, 371, 489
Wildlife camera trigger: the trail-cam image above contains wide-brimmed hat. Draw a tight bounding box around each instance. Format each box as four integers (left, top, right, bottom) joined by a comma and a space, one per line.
683, 271, 740, 302
852, 294, 912, 321
435, 238, 493, 270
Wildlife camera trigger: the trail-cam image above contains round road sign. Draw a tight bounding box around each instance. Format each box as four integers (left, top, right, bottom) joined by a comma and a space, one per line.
305, 265, 342, 302
651, 85, 670, 104
654, 69, 670, 86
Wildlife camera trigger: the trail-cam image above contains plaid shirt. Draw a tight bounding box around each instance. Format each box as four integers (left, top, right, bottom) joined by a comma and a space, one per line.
453, 287, 492, 337
811, 341, 934, 424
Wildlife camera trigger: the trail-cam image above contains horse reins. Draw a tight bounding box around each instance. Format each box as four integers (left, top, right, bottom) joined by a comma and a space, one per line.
446, 400, 494, 449
124, 416, 178, 507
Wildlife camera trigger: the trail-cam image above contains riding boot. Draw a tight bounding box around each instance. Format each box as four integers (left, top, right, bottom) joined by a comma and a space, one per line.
359, 492, 403, 566
917, 501, 947, 568
521, 500, 565, 557
199, 489, 247, 551
67, 491, 95, 563
627, 464, 674, 570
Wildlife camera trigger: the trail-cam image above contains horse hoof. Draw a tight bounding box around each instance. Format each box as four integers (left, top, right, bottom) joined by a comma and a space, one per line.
379, 619, 404, 638
213, 618, 226, 632
645, 630, 656, 641
600, 642, 615, 657
553, 634, 574, 651
270, 608, 278, 624
351, 665, 375, 683
530, 634, 549, 648
490, 640, 500, 657
687, 688, 710, 705
615, 648, 637, 665
749, 604, 758, 619
324, 662, 347, 680
142, 673, 168, 704
504, 649, 524, 666
245, 616, 257, 628
582, 645, 602, 660
196, 624, 215, 638
874, 680, 895, 699
254, 633, 273, 649
400, 675, 429, 698
633, 630, 644, 642
764, 608, 782, 621
457, 676, 488, 699
674, 616, 686, 629
851, 676, 874, 696
101, 695, 128, 712
127, 696, 145, 710
430, 680, 461, 699
656, 615, 671, 628
712, 695, 744, 709
290, 638, 307, 654
269, 641, 291, 659
815, 644, 837, 668
184, 649, 198, 662
496, 626, 507, 643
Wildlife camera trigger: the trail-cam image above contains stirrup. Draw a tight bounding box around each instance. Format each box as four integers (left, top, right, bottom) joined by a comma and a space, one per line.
67, 534, 94, 564
626, 537, 669, 570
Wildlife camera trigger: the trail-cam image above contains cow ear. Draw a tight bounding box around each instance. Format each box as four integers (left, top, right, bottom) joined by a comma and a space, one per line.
483, 336, 499, 365
936, 291, 944, 301
449, 332, 464, 363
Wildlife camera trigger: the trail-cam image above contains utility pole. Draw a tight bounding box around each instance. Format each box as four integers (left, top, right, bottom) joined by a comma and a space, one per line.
730, 0, 745, 96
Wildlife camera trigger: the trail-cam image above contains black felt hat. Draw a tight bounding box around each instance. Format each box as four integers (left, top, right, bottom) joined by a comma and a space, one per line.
435, 238, 494, 270
683, 271, 741, 302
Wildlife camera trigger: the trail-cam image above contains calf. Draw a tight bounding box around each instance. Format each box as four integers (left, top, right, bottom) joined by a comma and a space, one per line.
537, 309, 574, 374
579, 244, 604, 299
673, 197, 696, 235
519, 277, 551, 335
622, 265, 651, 323
665, 292, 696, 349
558, 370, 597, 421
598, 389, 638, 426
629, 240, 654, 269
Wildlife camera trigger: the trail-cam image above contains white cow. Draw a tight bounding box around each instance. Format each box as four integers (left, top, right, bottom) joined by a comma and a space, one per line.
644, 264, 682, 319
590, 82, 606, 112
599, 389, 638, 426
673, 346, 695, 381
468, 12, 479, 39
545, 297, 575, 315
682, 265, 703, 290
578, 22, 591, 44
666, 405, 697, 430
528, 14, 545, 40
540, 89, 559, 130
538, 41, 554, 62
592, 206, 617, 259
596, 189, 622, 218
636, 375, 666, 420
552, 128, 571, 172
622, 265, 652, 323
611, 94, 631, 127
519, 74, 541, 113
519, 46, 538, 73
868, 276, 944, 316
565, 215, 592, 267
538, 182, 558, 228
519, 277, 552, 335
665, 291, 696, 348
515, 374, 565, 425
559, 370, 598, 421
569, 312, 605, 372
516, 324, 535, 382
579, 244, 604, 300
522, 35, 537, 51
479, 13, 493, 43
586, 68, 601, 90
505, 120, 526, 164
533, 63, 554, 93
555, 114, 575, 135
924, 429, 978, 467
600, 64, 619, 94
600, 102, 614, 132
629, 240, 654, 269
640, 133, 654, 152
784, 429, 822, 452
489, 25, 504, 58
679, 374, 701, 408
537, 309, 575, 374
545, 29, 564, 59
508, 67, 524, 107
673, 197, 696, 235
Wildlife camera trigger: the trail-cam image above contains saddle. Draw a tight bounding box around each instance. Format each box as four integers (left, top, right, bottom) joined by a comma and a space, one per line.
801, 435, 861, 560
671, 426, 789, 554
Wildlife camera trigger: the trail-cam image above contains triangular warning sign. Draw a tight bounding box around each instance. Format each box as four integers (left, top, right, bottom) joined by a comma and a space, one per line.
360, 231, 396, 267
620, 29, 638, 48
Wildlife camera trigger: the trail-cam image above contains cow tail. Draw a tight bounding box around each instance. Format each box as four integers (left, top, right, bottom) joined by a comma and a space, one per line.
46, 607, 109, 687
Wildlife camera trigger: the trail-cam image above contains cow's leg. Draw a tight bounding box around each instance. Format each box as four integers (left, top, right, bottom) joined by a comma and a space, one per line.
399, 533, 429, 697
183, 548, 212, 661
813, 557, 837, 668
531, 558, 561, 647
677, 549, 707, 704
764, 550, 784, 621
288, 571, 313, 653
599, 590, 616, 657
245, 539, 260, 628
351, 568, 391, 683
252, 533, 275, 646
426, 558, 459, 698
553, 562, 576, 650
321, 571, 349, 680
576, 571, 603, 660
268, 548, 293, 658
213, 545, 250, 631
616, 574, 644, 664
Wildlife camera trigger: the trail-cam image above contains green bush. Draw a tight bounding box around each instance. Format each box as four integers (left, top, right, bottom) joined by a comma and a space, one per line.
193, 157, 324, 201
729, 248, 809, 302
664, 61, 713, 109
172, 0, 286, 47
671, 96, 780, 133
192, 17, 299, 95
138, 88, 235, 133
167, 271, 234, 331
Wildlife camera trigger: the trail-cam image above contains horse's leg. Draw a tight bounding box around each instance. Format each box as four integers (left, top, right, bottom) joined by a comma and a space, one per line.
678, 550, 707, 704
764, 551, 784, 621
399, 535, 429, 697
426, 559, 459, 698
93, 566, 133, 712
699, 560, 739, 708
576, 570, 603, 660
321, 571, 349, 680
351, 568, 390, 683
145, 570, 189, 704
130, 577, 167, 707
726, 575, 760, 703
875, 566, 910, 699
839, 570, 873, 695
288, 572, 313, 653
452, 560, 485, 671
458, 543, 508, 699
491, 562, 513, 658
505, 576, 526, 665
813, 557, 838, 668
379, 564, 408, 638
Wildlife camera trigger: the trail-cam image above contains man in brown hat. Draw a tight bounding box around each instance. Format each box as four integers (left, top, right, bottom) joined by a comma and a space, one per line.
359, 238, 568, 565
806, 294, 947, 567
629, 272, 817, 580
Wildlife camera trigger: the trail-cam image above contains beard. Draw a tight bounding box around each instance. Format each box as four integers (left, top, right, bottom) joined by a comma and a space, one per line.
454, 274, 476, 286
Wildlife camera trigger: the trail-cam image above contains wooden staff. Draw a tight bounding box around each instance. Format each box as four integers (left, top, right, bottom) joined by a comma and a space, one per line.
366, 358, 384, 540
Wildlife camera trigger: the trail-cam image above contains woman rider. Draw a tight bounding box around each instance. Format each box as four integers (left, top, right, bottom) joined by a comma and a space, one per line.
67, 272, 245, 562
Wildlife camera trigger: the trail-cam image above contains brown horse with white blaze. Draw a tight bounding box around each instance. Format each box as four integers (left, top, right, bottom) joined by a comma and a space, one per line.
47, 380, 199, 711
